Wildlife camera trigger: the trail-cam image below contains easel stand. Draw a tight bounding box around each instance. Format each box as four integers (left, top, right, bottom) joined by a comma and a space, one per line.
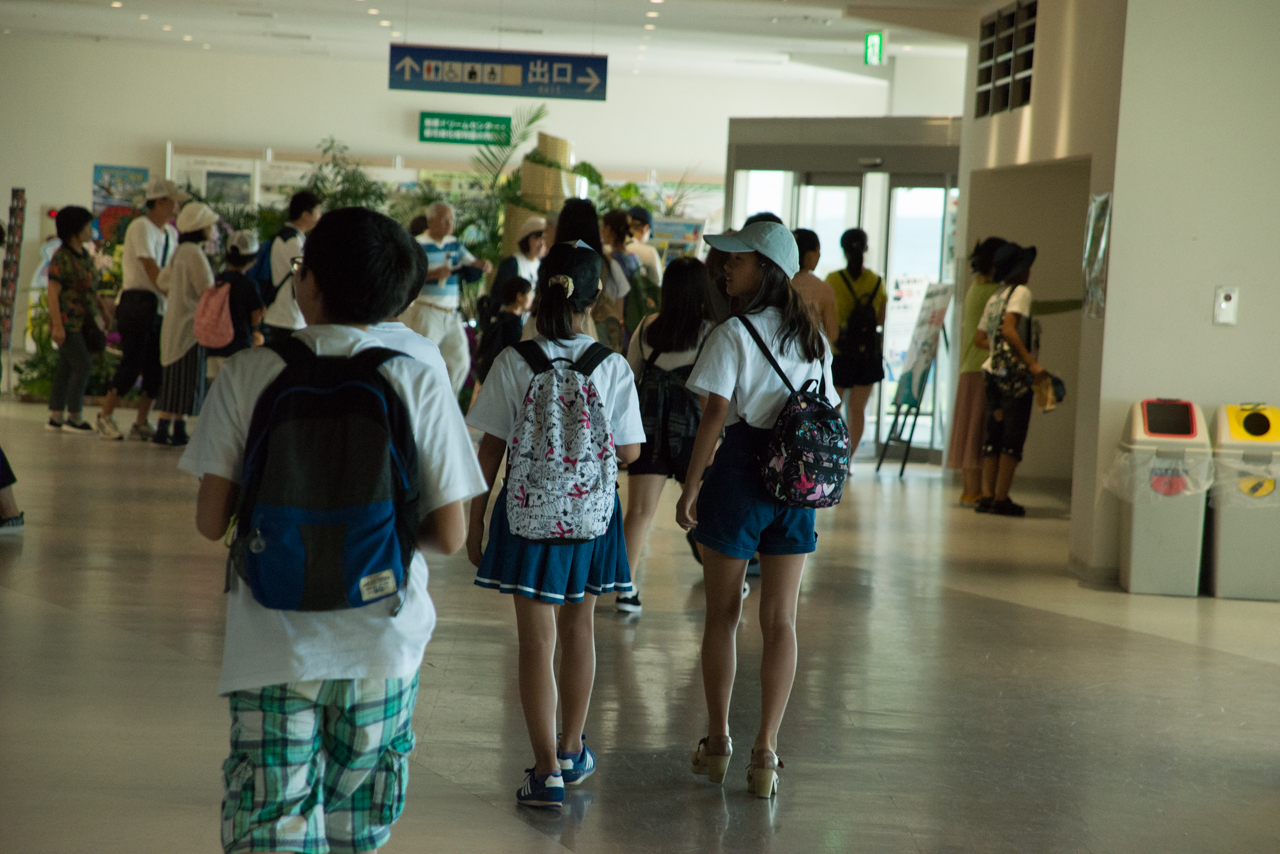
876, 361, 933, 478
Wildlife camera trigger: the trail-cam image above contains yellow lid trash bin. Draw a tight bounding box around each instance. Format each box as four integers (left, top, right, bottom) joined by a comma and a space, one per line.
1210, 404, 1280, 600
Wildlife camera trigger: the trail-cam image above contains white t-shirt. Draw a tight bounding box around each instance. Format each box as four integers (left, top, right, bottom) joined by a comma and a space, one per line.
157, 242, 214, 366
264, 229, 306, 330
602, 256, 633, 302
625, 237, 663, 288
466, 333, 645, 447
368, 320, 449, 384
687, 307, 839, 430
178, 324, 487, 695
121, 216, 179, 314
513, 253, 540, 286
979, 284, 1033, 374
626, 315, 712, 376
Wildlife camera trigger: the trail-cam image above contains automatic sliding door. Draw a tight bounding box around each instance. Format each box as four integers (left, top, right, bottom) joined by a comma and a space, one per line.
795, 182, 861, 280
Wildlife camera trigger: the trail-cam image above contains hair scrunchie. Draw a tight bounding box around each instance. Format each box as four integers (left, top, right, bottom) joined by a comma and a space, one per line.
549, 274, 575, 298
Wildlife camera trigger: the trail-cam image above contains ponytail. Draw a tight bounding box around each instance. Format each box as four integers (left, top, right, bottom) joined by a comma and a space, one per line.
534, 241, 603, 342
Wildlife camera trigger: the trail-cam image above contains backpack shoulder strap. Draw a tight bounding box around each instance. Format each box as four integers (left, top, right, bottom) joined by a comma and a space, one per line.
572, 342, 614, 378
739, 317, 796, 394
267, 335, 314, 366
855, 275, 881, 307
837, 269, 857, 299
514, 339, 554, 375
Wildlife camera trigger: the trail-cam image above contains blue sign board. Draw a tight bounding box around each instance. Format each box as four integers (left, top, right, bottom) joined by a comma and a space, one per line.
389, 44, 607, 102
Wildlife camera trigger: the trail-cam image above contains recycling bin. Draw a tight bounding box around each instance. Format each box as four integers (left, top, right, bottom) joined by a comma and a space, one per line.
1210, 404, 1280, 600
1116, 399, 1211, 596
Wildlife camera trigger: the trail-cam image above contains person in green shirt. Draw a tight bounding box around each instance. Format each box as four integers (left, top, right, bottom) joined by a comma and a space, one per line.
946, 238, 1007, 503
824, 228, 886, 461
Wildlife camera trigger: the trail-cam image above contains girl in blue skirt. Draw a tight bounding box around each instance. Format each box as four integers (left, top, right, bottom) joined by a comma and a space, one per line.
466, 241, 645, 808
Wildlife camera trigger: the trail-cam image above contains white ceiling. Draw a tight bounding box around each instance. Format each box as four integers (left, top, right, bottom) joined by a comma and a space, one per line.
0, 0, 966, 83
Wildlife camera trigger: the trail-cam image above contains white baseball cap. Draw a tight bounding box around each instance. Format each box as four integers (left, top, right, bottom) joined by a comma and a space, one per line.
143, 178, 191, 203
703, 221, 800, 278
227, 229, 260, 258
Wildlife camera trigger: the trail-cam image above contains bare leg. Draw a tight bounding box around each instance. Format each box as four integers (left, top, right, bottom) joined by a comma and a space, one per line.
845, 384, 875, 456
556, 595, 597, 756
962, 468, 982, 498
980, 455, 998, 498
994, 454, 1020, 501
100, 388, 119, 418
701, 548, 749, 738
0, 486, 18, 518
623, 474, 667, 594
135, 393, 154, 424
754, 553, 806, 753
513, 595, 561, 774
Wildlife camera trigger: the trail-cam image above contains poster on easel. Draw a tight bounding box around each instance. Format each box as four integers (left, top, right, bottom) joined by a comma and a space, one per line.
894, 282, 953, 407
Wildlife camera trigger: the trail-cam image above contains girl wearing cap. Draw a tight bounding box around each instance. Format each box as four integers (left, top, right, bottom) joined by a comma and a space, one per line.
45, 206, 102, 433
677, 221, 838, 798
464, 241, 644, 809
203, 230, 266, 381
973, 241, 1046, 516
153, 202, 218, 446
947, 237, 1007, 504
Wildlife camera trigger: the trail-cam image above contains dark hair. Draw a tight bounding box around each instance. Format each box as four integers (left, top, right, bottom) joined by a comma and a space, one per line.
628, 206, 652, 229
645, 257, 711, 353
0, 222, 5, 244
840, 228, 868, 260
517, 230, 543, 255
744, 211, 784, 226
601, 209, 632, 247
704, 246, 731, 321
792, 228, 820, 259
499, 276, 533, 306
55, 206, 95, 242
288, 190, 322, 222
408, 215, 429, 237
555, 199, 604, 256
735, 254, 825, 363
969, 237, 1008, 275
303, 207, 422, 324
535, 241, 602, 342
225, 248, 257, 268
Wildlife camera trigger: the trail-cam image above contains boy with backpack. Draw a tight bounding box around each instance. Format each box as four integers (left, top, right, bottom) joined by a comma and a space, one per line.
180, 207, 486, 853
255, 190, 323, 343
197, 230, 265, 381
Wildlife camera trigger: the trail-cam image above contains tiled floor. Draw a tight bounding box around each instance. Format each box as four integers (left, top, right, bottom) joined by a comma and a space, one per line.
3, 399, 1280, 853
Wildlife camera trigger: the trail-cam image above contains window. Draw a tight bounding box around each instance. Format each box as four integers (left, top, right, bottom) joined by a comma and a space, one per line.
976, 1, 1035, 118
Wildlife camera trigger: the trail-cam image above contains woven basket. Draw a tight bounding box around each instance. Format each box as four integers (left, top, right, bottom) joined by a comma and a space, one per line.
521, 160, 576, 210
536, 132, 574, 167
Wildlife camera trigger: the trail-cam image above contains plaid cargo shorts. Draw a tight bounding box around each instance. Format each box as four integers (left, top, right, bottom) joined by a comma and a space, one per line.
222, 675, 419, 854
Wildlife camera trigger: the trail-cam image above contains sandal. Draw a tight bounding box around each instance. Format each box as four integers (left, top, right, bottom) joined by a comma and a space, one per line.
746, 748, 783, 798
690, 735, 733, 784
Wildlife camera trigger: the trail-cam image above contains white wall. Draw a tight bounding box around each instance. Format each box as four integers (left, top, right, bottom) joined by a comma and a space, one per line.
1082, 0, 1280, 573
889, 54, 967, 117
0, 34, 888, 360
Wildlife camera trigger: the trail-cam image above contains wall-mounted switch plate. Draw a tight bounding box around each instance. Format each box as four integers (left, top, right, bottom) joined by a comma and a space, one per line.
1214, 286, 1239, 325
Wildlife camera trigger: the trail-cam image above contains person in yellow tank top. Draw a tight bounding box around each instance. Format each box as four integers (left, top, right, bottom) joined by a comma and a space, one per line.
824, 228, 886, 463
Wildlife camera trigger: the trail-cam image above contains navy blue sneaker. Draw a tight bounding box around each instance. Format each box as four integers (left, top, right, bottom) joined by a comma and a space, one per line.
558, 739, 596, 786
517, 768, 564, 808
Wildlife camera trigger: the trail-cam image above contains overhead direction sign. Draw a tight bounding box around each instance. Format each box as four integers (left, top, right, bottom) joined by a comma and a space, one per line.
420, 112, 512, 145
390, 44, 607, 102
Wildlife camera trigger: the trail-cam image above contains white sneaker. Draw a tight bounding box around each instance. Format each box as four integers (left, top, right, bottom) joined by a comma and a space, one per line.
129, 422, 156, 441
742, 581, 751, 598
97, 413, 123, 441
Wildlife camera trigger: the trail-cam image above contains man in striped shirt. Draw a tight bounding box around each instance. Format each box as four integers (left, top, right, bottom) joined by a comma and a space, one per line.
399, 201, 492, 394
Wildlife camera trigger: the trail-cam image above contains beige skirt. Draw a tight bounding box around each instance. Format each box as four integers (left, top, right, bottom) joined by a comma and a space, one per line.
946, 371, 988, 470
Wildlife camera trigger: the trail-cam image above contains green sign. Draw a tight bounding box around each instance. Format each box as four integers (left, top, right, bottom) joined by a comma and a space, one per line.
864, 32, 884, 66
419, 112, 511, 145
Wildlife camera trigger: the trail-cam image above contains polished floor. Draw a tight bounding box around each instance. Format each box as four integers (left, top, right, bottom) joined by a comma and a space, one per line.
4, 398, 1280, 853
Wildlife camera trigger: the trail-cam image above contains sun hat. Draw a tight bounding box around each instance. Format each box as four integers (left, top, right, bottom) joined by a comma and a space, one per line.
627, 206, 653, 229
143, 178, 191, 203
703, 221, 800, 279
515, 216, 547, 243
225, 229, 259, 264
991, 241, 1037, 283
175, 202, 218, 235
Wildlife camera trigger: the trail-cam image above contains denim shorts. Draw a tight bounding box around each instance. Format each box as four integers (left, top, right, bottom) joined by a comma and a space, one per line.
694, 423, 818, 559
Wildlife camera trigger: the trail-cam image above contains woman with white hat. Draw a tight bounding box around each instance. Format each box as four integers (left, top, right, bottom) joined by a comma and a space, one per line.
153, 201, 218, 446
484, 216, 545, 331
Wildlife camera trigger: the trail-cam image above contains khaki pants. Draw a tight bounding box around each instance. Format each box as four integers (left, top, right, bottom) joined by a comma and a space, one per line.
399, 298, 470, 394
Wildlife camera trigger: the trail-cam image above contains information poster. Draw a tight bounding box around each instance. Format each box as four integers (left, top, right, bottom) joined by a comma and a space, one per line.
894, 282, 953, 407
92, 165, 149, 215
882, 275, 932, 381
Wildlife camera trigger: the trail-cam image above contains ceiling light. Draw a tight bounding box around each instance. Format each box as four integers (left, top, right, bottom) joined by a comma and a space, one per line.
633, 69, 640, 74
638, 45, 647, 50
380, 20, 390, 26
110, 1, 123, 7
202, 43, 210, 49
646, 11, 658, 16
2, 29, 9, 34
368, 8, 378, 13
182, 35, 192, 41
902, 45, 913, 51
650, 0, 663, 3
391, 31, 401, 37
139, 13, 148, 19
644, 24, 655, 30
162, 24, 172, 30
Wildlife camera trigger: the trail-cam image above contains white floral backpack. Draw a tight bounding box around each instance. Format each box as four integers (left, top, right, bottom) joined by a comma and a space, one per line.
506, 339, 618, 543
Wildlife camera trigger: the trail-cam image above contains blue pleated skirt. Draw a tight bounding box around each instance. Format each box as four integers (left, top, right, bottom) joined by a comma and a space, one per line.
475, 487, 632, 604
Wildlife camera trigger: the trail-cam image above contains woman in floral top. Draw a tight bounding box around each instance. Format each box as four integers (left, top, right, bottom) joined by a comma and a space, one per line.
46, 206, 100, 433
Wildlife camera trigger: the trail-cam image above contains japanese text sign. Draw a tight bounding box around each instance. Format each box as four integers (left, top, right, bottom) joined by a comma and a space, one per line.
420, 112, 512, 145
390, 44, 607, 101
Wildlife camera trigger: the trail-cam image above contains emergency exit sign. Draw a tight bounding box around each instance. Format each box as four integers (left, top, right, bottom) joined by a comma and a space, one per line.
419, 112, 511, 145
864, 32, 885, 66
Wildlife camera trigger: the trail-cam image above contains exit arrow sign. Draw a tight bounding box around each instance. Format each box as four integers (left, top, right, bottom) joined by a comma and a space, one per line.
388, 44, 608, 102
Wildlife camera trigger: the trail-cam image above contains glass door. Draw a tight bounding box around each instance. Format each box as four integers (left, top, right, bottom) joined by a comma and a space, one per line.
795, 183, 861, 280
730, 170, 796, 228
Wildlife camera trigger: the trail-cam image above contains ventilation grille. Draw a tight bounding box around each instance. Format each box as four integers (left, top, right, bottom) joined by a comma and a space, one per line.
976, 1, 1035, 118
